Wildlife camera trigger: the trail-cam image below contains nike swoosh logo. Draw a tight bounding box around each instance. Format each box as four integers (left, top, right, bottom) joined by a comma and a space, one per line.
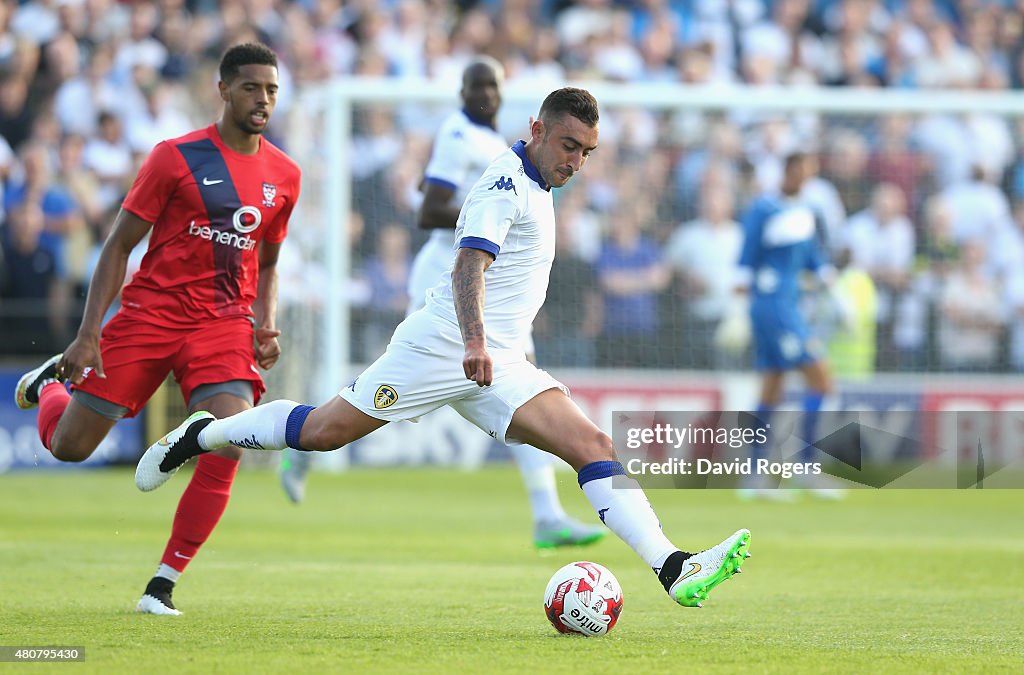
173, 551, 192, 560
678, 561, 702, 581
202, 177, 224, 185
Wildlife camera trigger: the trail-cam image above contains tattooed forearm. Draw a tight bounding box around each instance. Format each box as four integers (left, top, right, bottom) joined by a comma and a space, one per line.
453, 248, 493, 344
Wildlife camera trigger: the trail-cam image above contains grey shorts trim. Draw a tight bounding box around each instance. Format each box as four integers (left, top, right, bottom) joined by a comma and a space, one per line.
189, 380, 254, 409
72, 390, 129, 421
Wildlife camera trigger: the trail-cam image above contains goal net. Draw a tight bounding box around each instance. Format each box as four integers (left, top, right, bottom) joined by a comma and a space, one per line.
277, 79, 1024, 406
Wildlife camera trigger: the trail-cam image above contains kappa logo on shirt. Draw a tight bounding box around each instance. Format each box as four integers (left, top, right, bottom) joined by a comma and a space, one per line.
488, 176, 517, 195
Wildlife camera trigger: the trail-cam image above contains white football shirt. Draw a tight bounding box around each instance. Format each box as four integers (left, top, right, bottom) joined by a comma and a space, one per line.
407, 110, 508, 312
425, 141, 555, 352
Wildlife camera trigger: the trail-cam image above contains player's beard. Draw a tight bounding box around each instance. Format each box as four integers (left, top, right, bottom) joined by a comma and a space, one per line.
552, 167, 573, 187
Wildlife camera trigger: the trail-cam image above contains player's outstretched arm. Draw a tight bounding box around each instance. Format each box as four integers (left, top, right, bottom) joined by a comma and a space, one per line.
59, 209, 152, 384
452, 247, 494, 386
253, 240, 282, 370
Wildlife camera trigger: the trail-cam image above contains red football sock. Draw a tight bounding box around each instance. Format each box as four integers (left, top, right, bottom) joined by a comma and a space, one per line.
37, 383, 71, 451
159, 453, 239, 573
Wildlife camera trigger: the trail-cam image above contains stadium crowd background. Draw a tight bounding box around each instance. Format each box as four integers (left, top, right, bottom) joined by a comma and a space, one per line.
0, 0, 1023, 377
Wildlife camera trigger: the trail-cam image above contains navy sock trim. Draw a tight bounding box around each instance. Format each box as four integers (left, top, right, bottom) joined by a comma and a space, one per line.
801, 392, 824, 461
802, 392, 824, 412
750, 404, 774, 462
285, 404, 315, 451
578, 460, 626, 488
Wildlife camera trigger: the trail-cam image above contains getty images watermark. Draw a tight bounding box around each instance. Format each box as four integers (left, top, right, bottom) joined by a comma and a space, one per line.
623, 422, 817, 479
611, 410, 1024, 489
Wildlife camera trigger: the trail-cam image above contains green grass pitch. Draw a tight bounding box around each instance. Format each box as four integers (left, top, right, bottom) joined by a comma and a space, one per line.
1, 466, 1022, 673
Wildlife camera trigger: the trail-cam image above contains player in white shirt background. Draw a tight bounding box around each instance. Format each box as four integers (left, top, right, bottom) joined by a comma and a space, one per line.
280, 58, 605, 549
138, 87, 750, 609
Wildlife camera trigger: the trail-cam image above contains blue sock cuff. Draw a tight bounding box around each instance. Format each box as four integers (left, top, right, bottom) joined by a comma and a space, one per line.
750, 404, 774, 462
751, 404, 774, 431
803, 392, 825, 412
285, 405, 316, 451
578, 460, 626, 488
801, 393, 825, 462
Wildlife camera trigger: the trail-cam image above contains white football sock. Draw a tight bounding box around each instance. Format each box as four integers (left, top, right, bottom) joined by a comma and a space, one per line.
580, 469, 677, 569
197, 399, 301, 451
155, 563, 181, 583
510, 443, 568, 523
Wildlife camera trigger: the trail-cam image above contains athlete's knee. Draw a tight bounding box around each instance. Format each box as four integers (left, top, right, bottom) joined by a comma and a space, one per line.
296, 398, 383, 451
48, 435, 96, 463
298, 431, 342, 452
297, 414, 351, 452
564, 429, 616, 469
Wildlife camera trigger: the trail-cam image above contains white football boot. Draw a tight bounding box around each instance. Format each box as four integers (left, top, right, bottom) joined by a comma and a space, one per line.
135, 411, 215, 491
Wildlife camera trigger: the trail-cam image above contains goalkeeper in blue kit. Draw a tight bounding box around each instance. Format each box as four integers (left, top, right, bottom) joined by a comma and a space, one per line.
735, 152, 845, 500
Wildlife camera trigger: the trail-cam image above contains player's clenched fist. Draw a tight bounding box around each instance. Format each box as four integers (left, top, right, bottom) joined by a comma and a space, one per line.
254, 327, 282, 370
463, 342, 493, 387
60, 335, 106, 384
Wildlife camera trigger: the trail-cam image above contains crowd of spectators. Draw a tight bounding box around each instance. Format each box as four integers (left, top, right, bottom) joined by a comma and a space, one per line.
1, 0, 1023, 376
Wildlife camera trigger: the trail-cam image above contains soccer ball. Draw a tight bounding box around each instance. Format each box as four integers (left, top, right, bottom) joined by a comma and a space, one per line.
543, 561, 623, 636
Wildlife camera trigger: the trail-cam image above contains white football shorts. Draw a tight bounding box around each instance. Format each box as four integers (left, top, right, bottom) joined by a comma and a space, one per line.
339, 309, 567, 444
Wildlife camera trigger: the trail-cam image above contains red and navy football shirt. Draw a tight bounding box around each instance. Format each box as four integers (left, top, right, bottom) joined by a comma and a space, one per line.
120, 124, 301, 326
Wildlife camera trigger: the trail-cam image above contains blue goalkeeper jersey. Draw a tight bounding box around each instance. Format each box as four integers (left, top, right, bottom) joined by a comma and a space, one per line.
739, 194, 830, 370
738, 194, 827, 308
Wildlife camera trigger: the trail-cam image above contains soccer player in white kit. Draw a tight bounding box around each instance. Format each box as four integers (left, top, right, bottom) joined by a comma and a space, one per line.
279, 58, 605, 548
138, 88, 750, 608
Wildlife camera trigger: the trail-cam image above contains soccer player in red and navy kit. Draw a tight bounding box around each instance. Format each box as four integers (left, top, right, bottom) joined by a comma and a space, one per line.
14, 42, 301, 615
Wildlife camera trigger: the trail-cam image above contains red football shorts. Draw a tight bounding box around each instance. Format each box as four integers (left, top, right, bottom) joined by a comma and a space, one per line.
73, 311, 265, 417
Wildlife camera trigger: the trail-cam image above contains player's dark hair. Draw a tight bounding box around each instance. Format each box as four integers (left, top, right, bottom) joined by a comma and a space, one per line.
538, 87, 599, 129
219, 42, 278, 83
784, 151, 812, 172
462, 56, 503, 87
